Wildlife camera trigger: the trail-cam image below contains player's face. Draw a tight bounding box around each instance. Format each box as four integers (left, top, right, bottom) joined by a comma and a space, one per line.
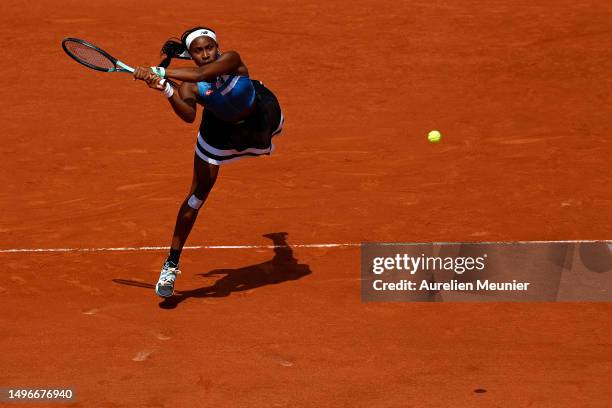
189, 37, 219, 66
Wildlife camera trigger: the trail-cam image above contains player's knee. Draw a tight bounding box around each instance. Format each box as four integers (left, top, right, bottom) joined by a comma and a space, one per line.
186, 194, 204, 210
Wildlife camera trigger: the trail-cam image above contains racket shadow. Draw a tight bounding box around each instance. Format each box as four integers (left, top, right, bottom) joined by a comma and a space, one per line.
112, 232, 312, 309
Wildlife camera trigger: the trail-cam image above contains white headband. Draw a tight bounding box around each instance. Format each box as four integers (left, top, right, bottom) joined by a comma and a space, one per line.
185, 29, 217, 49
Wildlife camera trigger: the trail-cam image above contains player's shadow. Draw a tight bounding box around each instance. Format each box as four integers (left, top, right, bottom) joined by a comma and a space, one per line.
113, 232, 311, 309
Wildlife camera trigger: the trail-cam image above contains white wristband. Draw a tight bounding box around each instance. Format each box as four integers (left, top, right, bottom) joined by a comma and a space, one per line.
161, 80, 174, 98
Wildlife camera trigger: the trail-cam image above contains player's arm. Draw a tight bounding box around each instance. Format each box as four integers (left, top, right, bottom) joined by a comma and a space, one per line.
142, 75, 198, 123
152, 51, 243, 83
168, 82, 198, 123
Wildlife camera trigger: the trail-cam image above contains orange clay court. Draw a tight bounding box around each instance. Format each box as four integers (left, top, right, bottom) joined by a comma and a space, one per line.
1, 0, 611, 407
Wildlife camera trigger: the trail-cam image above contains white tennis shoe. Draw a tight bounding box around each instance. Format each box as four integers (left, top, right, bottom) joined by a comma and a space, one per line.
155, 261, 181, 298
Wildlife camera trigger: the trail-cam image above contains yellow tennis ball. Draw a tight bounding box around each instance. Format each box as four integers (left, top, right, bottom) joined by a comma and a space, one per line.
428, 130, 442, 143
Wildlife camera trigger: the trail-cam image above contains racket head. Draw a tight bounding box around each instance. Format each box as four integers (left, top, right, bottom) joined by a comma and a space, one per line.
62, 38, 127, 72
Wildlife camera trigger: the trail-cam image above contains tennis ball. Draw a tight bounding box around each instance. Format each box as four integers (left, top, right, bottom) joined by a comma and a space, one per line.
428, 130, 442, 143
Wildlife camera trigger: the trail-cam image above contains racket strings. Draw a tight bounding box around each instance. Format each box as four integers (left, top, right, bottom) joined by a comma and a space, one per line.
64, 41, 115, 70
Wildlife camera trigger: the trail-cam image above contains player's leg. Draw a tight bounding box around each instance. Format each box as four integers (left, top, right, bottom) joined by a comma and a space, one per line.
156, 156, 219, 297
169, 156, 219, 260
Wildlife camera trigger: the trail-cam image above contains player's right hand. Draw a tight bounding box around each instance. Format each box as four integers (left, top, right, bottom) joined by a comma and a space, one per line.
144, 73, 165, 91
133, 66, 150, 81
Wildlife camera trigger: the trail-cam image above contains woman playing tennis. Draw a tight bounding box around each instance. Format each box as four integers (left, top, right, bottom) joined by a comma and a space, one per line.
133, 27, 284, 298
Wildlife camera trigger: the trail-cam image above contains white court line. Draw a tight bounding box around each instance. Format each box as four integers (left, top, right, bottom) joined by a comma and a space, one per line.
0, 243, 360, 254
0, 240, 608, 254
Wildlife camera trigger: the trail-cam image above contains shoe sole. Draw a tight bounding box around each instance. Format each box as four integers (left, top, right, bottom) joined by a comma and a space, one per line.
155, 283, 174, 298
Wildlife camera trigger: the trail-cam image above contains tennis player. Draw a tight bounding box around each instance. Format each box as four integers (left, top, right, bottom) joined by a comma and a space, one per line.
133, 27, 284, 298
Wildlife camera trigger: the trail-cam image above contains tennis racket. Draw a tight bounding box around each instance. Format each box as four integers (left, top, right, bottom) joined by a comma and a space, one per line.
62, 37, 134, 73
